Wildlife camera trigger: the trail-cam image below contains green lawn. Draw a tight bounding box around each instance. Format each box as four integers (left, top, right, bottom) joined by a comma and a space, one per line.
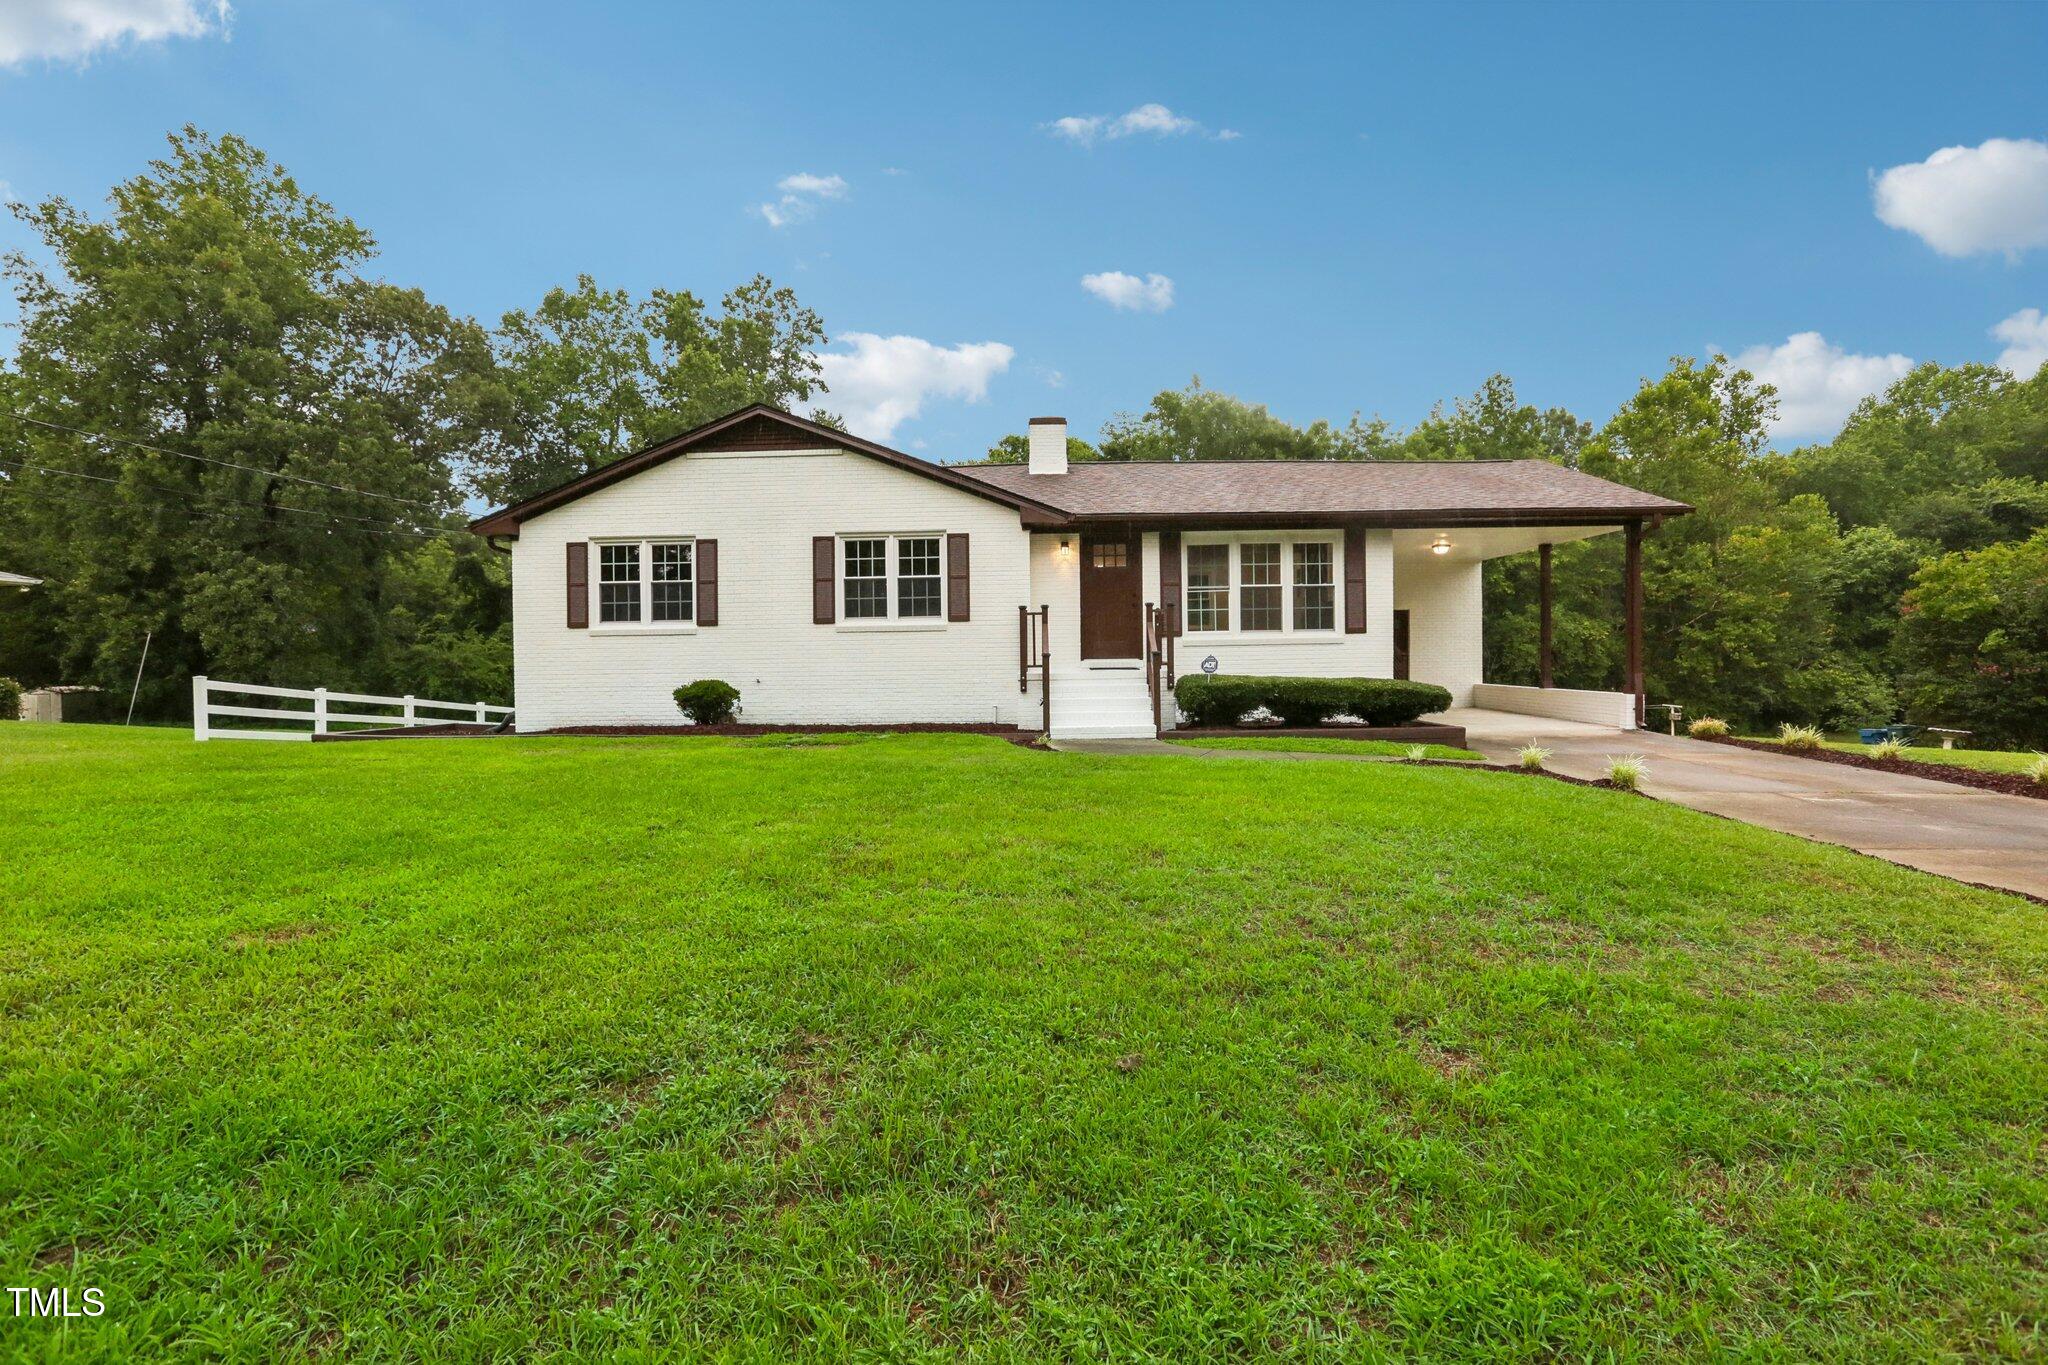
1164, 736, 1485, 760
3, 725, 2044, 1359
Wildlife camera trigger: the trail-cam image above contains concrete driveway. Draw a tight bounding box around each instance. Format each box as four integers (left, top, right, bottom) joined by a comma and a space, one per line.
1446, 708, 2048, 900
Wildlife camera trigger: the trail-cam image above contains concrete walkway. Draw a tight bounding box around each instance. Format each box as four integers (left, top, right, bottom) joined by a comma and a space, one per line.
1058, 710, 2048, 900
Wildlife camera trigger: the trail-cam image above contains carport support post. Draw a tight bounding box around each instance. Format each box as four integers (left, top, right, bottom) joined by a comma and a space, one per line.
1624, 520, 1645, 727
1537, 542, 1553, 689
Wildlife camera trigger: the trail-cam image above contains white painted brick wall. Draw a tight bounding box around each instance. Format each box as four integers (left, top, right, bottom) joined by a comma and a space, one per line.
1394, 552, 1483, 706
1471, 683, 1636, 729
510, 448, 1035, 730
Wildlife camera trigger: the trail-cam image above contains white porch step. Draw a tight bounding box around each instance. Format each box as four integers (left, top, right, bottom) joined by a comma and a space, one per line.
1048, 668, 1157, 740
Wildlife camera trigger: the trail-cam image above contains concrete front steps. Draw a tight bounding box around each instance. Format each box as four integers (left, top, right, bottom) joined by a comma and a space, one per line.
1048, 663, 1159, 740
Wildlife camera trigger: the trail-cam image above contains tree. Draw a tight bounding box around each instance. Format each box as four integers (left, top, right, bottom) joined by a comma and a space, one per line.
2, 127, 494, 714
1388, 374, 1591, 465
1098, 378, 1392, 461
468, 274, 827, 505
1894, 530, 2048, 748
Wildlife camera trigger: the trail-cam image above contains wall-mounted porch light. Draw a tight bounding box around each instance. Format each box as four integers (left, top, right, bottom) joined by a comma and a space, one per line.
1430, 534, 1452, 556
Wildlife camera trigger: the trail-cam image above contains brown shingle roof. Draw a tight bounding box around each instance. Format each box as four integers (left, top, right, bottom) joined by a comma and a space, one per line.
951, 459, 1691, 525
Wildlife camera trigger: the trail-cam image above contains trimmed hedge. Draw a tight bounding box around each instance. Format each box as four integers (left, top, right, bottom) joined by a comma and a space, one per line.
673, 679, 740, 725
1173, 675, 1453, 729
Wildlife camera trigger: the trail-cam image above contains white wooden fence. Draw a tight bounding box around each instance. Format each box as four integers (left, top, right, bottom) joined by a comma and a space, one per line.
192, 676, 512, 742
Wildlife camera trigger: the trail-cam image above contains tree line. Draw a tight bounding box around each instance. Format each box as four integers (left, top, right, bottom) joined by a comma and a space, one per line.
4, 129, 2043, 746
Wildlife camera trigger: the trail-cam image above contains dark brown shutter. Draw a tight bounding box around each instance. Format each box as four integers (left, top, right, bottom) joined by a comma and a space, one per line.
566, 542, 589, 629
1159, 530, 1182, 635
946, 533, 970, 621
696, 539, 718, 626
1344, 526, 1367, 633
812, 535, 836, 624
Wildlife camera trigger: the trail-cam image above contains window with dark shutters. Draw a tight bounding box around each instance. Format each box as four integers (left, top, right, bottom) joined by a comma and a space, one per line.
946, 533, 970, 621
1344, 526, 1367, 633
566, 542, 589, 629
696, 539, 719, 626
812, 535, 836, 623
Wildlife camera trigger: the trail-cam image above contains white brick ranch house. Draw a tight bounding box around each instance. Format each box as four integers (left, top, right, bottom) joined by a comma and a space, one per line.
469, 405, 1690, 739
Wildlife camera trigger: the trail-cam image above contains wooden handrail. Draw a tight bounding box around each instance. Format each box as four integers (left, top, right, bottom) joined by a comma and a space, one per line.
1019, 604, 1052, 734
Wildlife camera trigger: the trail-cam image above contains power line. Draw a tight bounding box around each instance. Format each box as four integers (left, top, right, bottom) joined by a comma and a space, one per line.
0, 456, 462, 539
0, 476, 463, 545
11, 413, 449, 510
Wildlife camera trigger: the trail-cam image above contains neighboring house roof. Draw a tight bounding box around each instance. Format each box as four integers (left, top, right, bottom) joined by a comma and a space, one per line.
468, 404, 1692, 536
469, 405, 1065, 538
952, 460, 1692, 527
1, 571, 42, 588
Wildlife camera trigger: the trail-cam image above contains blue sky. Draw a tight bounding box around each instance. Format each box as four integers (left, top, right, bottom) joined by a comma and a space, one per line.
4, 1, 2047, 460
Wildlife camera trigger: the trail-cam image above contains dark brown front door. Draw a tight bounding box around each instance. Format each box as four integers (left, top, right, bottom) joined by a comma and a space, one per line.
1393, 609, 1411, 680
1079, 532, 1143, 659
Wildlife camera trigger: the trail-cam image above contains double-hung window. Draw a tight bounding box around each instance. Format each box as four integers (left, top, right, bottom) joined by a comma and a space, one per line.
1182, 535, 1339, 635
843, 534, 944, 622
1186, 544, 1230, 632
595, 538, 694, 626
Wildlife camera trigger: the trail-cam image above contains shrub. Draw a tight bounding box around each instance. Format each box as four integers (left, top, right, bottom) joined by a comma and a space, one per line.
1606, 755, 1646, 791
2025, 754, 2048, 785
1778, 723, 1825, 751
673, 679, 740, 725
0, 677, 19, 722
1516, 744, 1551, 772
1403, 744, 1429, 762
1172, 675, 1452, 729
1868, 738, 1906, 761
1687, 716, 1729, 738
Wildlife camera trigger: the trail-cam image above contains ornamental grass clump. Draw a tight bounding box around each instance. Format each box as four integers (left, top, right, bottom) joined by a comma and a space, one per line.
1778, 723, 1825, 751
1404, 744, 1429, 762
1606, 755, 1646, 791
2026, 754, 2048, 785
1687, 716, 1728, 738
1868, 738, 1907, 761
1517, 744, 1551, 772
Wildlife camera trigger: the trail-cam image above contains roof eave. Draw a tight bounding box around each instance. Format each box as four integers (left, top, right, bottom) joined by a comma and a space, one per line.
466, 404, 1061, 538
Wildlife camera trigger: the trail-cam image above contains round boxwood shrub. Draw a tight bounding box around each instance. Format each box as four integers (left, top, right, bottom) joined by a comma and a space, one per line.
673, 679, 740, 725
1173, 675, 1452, 729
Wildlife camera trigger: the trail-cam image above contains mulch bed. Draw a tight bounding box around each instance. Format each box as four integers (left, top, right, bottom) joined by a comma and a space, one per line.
537, 722, 1045, 749
1170, 721, 1469, 747
1699, 734, 2046, 801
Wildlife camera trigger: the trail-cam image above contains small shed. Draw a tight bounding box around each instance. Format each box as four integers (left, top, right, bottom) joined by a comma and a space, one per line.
20, 686, 107, 724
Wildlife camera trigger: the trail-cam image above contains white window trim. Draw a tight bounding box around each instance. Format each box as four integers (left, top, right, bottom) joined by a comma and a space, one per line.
836, 532, 949, 631
588, 536, 698, 635
1181, 531, 1342, 641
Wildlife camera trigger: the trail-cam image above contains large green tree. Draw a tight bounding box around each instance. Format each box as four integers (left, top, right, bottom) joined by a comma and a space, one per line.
1894, 530, 2048, 748
1, 127, 497, 713
468, 274, 827, 505
1098, 379, 1392, 462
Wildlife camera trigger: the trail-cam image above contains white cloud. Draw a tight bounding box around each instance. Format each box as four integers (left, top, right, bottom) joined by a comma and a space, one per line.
1080, 271, 1175, 313
756, 171, 847, 229
1044, 103, 1230, 147
0, 0, 228, 65
1993, 307, 2048, 379
1725, 332, 1915, 440
813, 333, 1015, 441
1873, 137, 2048, 258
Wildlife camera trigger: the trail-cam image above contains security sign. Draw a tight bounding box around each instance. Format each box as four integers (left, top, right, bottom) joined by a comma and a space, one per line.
1200, 655, 1219, 674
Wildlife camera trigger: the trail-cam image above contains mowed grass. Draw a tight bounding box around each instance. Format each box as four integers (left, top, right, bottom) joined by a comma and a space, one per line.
2, 726, 2044, 1361
1163, 737, 1485, 760
1818, 740, 2045, 776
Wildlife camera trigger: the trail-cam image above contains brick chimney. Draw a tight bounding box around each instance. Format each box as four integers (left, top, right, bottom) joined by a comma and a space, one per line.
1027, 416, 1068, 475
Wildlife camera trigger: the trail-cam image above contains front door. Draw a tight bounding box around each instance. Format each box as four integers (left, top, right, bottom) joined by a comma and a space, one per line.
1393, 609, 1411, 680
1079, 532, 1143, 659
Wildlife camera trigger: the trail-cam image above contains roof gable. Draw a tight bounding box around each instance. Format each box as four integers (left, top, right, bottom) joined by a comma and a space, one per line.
468, 405, 1055, 537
